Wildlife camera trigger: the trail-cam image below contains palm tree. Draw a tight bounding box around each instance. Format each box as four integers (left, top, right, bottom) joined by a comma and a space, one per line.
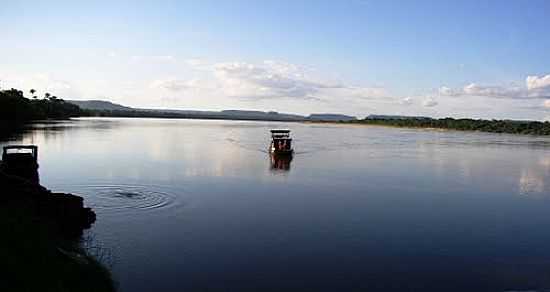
30, 89, 37, 99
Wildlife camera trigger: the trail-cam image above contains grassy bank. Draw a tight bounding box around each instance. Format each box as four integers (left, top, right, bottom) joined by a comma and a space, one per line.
0, 197, 116, 292
337, 117, 550, 136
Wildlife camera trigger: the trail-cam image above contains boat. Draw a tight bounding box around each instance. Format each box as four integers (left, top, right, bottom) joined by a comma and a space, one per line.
269, 129, 294, 155
1, 145, 39, 182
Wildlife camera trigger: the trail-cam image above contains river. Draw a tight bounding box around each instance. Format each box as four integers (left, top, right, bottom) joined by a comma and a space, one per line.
3, 117, 550, 291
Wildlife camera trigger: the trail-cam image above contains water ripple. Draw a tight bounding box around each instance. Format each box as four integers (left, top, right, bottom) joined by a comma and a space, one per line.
72, 184, 182, 214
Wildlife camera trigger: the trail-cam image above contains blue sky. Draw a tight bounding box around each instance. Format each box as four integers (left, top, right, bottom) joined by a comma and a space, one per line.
1, 0, 550, 119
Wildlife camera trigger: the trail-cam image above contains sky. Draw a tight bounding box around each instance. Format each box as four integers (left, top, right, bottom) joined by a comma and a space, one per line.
1, 0, 550, 120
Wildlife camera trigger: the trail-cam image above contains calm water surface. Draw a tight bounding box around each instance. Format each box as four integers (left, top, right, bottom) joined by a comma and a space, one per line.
3, 117, 550, 291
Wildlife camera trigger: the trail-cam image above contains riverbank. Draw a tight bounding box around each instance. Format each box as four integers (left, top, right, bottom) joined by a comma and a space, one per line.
1, 201, 115, 292
0, 171, 115, 292
77, 113, 550, 136
307, 118, 550, 136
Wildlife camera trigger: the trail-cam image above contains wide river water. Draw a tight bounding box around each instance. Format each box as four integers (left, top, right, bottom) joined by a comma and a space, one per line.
3, 117, 550, 291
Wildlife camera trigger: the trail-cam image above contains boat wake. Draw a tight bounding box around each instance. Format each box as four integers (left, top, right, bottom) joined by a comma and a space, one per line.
225, 137, 268, 153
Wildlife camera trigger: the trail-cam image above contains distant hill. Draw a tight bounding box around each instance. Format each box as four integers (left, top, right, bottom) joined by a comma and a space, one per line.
307, 114, 357, 121
366, 114, 432, 120
110, 109, 308, 121
67, 99, 364, 123
67, 100, 133, 111
220, 110, 305, 121
308, 113, 357, 121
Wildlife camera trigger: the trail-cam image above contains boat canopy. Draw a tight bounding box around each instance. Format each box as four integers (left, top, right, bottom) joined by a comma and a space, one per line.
271, 129, 291, 139
270, 129, 290, 133
2, 145, 38, 161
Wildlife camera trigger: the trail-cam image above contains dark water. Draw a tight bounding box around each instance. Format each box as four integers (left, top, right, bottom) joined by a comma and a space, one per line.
3, 118, 550, 291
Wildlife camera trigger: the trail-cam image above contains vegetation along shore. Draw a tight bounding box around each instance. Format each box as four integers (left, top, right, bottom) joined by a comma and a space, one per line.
0, 88, 86, 139
342, 115, 550, 136
0, 165, 116, 291
1, 87, 116, 291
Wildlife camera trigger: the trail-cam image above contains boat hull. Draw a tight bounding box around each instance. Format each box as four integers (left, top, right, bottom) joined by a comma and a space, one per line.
269, 147, 294, 156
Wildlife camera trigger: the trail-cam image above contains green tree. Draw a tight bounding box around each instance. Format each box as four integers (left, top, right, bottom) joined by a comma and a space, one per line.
30, 89, 37, 99
44, 92, 51, 100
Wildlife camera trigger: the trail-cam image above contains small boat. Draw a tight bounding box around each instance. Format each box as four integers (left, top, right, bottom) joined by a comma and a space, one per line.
1, 145, 39, 182
269, 129, 294, 155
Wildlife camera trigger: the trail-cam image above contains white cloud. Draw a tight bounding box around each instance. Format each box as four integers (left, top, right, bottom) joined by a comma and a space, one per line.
527, 75, 550, 97
213, 61, 320, 99
423, 97, 438, 107
527, 75, 550, 90
400, 97, 413, 105
438, 86, 459, 97
440, 74, 550, 100
439, 83, 526, 99
262, 60, 302, 76
463, 83, 525, 98
179, 60, 386, 101
150, 79, 200, 92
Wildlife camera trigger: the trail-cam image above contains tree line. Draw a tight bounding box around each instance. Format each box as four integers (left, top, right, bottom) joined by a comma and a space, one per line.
0, 87, 86, 137
349, 117, 550, 135
0, 87, 85, 121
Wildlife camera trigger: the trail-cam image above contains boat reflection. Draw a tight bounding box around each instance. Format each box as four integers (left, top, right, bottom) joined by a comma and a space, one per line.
270, 154, 292, 171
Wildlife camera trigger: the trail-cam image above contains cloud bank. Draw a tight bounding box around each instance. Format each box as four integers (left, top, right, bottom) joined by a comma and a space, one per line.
3, 52, 549, 120
440, 75, 550, 99
422, 97, 438, 107
151, 60, 388, 101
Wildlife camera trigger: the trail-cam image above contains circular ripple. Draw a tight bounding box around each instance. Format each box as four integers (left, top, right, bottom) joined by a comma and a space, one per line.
74, 184, 180, 214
